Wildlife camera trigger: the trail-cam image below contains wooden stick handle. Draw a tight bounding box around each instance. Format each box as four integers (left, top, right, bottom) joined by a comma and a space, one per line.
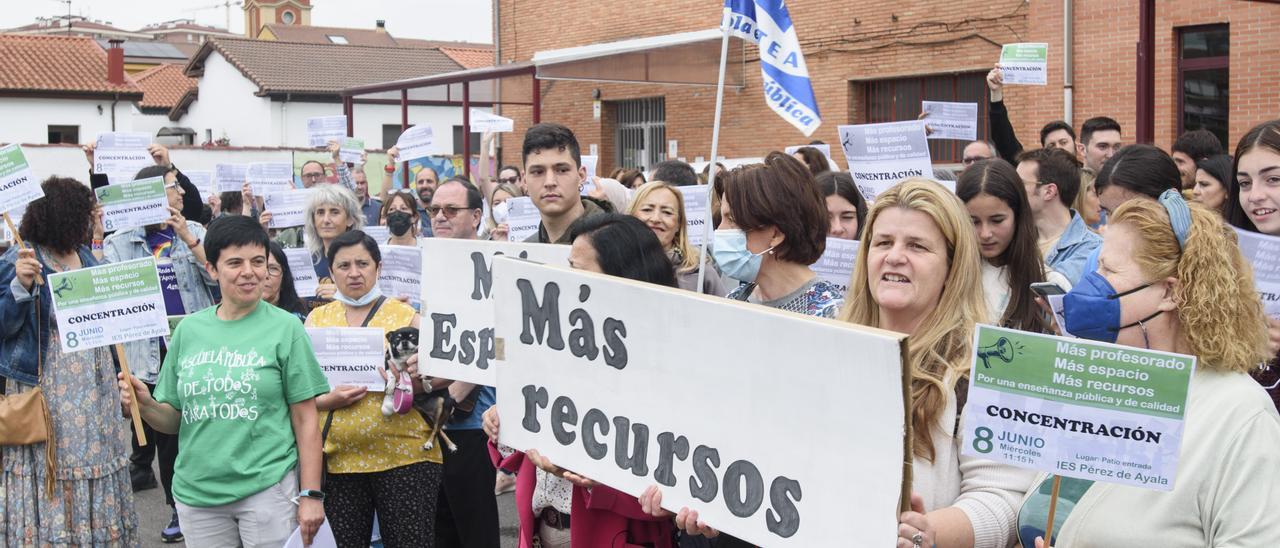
3, 213, 43, 285
114, 343, 148, 446
1043, 474, 1062, 546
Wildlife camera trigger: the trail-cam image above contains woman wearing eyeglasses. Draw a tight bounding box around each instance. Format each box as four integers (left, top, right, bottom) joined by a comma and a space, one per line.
263, 241, 309, 322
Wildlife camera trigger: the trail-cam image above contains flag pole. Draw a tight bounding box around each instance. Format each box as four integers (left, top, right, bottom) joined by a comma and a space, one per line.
695, 18, 732, 293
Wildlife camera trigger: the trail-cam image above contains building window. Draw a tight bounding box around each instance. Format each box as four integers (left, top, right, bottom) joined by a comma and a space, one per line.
614, 97, 666, 171
452, 126, 481, 156
1178, 25, 1229, 148
47, 125, 79, 144
281, 11, 296, 25
383, 124, 411, 150
860, 72, 989, 164
327, 35, 349, 44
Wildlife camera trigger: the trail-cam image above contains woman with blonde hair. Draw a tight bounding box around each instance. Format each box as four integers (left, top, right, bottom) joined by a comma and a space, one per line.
834, 179, 1033, 548
627, 181, 724, 295
1019, 195, 1280, 547
486, 182, 523, 241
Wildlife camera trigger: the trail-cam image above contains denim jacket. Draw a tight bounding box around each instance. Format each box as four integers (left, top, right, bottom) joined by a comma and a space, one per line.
103, 222, 217, 383
1044, 210, 1103, 286
0, 245, 100, 386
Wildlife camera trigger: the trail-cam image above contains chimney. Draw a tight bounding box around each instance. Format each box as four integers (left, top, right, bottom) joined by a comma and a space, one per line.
375, 20, 386, 33
107, 39, 126, 85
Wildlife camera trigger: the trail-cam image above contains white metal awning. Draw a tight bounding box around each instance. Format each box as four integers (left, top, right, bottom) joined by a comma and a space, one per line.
531, 29, 745, 87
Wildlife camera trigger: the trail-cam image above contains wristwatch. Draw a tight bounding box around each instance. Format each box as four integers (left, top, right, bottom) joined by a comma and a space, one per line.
298, 489, 326, 501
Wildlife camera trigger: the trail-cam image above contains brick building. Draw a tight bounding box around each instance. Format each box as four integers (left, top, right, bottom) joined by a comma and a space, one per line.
492, 0, 1278, 174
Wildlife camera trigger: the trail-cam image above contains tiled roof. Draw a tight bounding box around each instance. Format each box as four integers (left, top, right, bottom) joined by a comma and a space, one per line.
0, 34, 142, 97
185, 37, 463, 96
133, 63, 197, 111
438, 46, 493, 69
261, 24, 400, 47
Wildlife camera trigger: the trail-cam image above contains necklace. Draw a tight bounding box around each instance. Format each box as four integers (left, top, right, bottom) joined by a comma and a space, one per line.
38, 246, 76, 272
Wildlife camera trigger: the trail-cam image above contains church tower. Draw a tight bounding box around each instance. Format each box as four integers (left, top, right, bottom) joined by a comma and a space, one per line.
242, 0, 313, 38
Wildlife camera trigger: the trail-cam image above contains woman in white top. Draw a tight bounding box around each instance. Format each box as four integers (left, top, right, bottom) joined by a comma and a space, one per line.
843, 179, 1035, 548
958, 159, 1070, 333
1023, 193, 1280, 547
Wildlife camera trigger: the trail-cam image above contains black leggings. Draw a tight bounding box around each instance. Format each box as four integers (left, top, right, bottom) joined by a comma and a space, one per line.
325, 460, 443, 548
434, 429, 500, 548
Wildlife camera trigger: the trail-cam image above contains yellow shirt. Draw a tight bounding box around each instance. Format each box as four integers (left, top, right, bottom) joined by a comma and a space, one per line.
308, 299, 443, 473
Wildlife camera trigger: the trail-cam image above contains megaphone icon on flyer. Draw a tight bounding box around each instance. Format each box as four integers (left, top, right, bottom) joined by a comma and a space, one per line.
977, 337, 1017, 369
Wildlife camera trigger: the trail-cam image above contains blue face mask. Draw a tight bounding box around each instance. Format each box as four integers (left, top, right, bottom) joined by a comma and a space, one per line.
712, 229, 774, 283
334, 285, 383, 307
1062, 271, 1160, 345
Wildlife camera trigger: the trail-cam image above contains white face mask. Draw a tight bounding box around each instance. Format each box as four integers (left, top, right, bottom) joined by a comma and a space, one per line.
493, 202, 510, 224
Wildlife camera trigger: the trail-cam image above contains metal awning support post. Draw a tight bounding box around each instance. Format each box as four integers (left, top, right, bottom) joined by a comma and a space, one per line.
463, 82, 472, 178
343, 96, 354, 137
401, 89, 410, 188
532, 77, 541, 124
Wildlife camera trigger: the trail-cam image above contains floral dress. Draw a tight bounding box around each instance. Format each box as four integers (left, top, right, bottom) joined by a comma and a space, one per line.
2, 318, 139, 546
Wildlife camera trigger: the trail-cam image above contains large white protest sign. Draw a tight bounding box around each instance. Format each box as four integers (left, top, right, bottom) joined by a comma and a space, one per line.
963, 325, 1195, 490
95, 176, 170, 232
1233, 228, 1280, 318
921, 101, 979, 141
183, 170, 214, 201
469, 109, 514, 133
307, 116, 347, 147
419, 239, 572, 386
247, 162, 295, 195
784, 144, 840, 171
675, 185, 710, 246
95, 132, 154, 185
378, 244, 421, 308
0, 144, 42, 214
493, 258, 908, 546
1000, 43, 1049, 86
505, 197, 541, 242
48, 257, 169, 353
307, 327, 386, 391
284, 247, 319, 297
810, 238, 860, 293
263, 189, 312, 228
394, 125, 435, 162
839, 121, 935, 203
214, 164, 248, 193
339, 138, 364, 164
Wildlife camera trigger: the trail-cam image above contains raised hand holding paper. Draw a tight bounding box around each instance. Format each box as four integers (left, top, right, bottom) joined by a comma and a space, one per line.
504, 196, 540, 242
94, 132, 154, 185
962, 325, 1194, 490
247, 162, 294, 194
308, 327, 386, 391
999, 43, 1049, 86
339, 137, 365, 164
263, 189, 312, 228
48, 257, 170, 353
0, 144, 42, 214
95, 176, 170, 232
394, 125, 435, 162
469, 109, 514, 133
307, 115, 347, 147
838, 121, 934, 203
921, 101, 979, 141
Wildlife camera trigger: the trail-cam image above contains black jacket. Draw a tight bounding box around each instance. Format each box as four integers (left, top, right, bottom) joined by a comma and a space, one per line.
989, 99, 1025, 162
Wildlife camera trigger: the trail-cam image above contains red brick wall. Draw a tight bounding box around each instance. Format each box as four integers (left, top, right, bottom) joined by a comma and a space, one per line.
497, 0, 1278, 173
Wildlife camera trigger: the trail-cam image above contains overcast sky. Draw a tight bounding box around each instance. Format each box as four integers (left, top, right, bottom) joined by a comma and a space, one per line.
0, 0, 492, 43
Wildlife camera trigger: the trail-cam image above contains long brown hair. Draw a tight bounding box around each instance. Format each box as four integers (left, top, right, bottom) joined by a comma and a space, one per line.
1225, 119, 1280, 233
956, 159, 1048, 333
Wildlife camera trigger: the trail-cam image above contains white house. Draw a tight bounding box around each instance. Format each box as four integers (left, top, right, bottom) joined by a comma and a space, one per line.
0, 35, 142, 144
172, 37, 482, 152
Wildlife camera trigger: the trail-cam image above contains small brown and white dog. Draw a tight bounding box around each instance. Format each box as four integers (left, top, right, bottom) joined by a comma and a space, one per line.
385, 327, 456, 453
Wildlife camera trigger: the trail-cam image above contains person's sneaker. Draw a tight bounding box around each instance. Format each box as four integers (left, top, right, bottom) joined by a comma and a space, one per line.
161, 508, 183, 544
494, 471, 516, 495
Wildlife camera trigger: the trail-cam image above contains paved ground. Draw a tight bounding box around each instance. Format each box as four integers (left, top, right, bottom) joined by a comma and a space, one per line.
132, 461, 520, 547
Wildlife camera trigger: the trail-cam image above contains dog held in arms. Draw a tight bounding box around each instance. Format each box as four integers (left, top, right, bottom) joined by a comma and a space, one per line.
383, 326, 458, 452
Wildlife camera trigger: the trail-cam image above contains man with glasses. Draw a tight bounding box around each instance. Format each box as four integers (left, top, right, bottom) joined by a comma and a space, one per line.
1015, 147, 1099, 284
961, 140, 997, 171
425, 178, 502, 546
299, 140, 357, 191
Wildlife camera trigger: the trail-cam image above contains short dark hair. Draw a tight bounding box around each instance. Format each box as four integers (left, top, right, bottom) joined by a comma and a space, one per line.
219, 190, 244, 215
1080, 117, 1121, 145
567, 213, 677, 288
522, 123, 581, 168
714, 152, 829, 265
1171, 129, 1224, 161
1039, 121, 1077, 146
792, 147, 829, 177
19, 176, 95, 254
437, 178, 484, 210
133, 164, 174, 181
326, 230, 381, 269
651, 160, 698, 187
816, 171, 867, 239
205, 215, 270, 266
1018, 148, 1082, 206
1094, 144, 1181, 199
